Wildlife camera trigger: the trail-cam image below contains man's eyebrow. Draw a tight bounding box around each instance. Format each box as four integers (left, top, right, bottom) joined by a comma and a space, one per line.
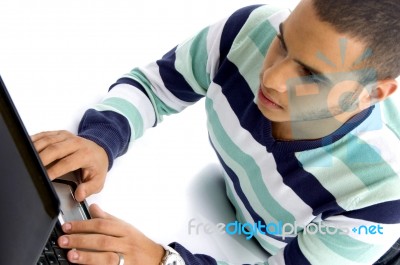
294, 59, 323, 76
278, 23, 327, 79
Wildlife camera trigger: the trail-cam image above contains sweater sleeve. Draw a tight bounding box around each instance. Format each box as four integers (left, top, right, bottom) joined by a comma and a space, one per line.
77, 5, 270, 168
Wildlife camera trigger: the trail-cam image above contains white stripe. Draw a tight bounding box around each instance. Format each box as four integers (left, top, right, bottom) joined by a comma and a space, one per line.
220, 166, 287, 251
268, 248, 286, 265
206, 17, 226, 81
358, 125, 400, 182
298, 148, 371, 211
138, 62, 192, 111
207, 120, 276, 221
103, 84, 156, 131
268, 9, 291, 32
298, 234, 369, 265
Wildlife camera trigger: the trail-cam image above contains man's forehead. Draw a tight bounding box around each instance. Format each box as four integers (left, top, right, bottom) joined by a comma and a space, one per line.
280, 3, 369, 75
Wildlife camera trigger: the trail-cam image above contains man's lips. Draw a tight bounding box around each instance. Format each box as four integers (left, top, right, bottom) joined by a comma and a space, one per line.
258, 89, 283, 109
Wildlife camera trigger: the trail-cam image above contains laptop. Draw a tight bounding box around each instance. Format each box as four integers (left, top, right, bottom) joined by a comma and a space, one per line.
0, 75, 91, 265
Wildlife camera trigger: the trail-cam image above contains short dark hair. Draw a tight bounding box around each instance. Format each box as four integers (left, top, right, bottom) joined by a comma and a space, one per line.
312, 0, 400, 80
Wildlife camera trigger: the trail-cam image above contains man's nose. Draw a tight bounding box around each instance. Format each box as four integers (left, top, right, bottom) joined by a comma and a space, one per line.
262, 59, 296, 93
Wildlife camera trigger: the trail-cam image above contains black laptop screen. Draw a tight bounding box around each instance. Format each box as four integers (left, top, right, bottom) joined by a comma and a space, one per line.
0, 77, 60, 265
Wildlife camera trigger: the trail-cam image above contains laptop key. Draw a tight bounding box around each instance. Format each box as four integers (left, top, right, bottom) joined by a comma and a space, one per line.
44, 242, 53, 254
45, 252, 59, 265
53, 247, 67, 260
50, 232, 58, 247
37, 256, 49, 265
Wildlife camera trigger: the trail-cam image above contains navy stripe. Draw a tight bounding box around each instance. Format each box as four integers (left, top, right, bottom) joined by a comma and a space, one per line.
219, 5, 263, 65
214, 59, 266, 145
214, 149, 265, 223
211, 140, 291, 243
157, 47, 204, 103
170, 242, 217, 265
343, 200, 400, 224
109, 77, 157, 127
284, 238, 312, 265
273, 152, 346, 218
110, 77, 149, 100
78, 109, 131, 169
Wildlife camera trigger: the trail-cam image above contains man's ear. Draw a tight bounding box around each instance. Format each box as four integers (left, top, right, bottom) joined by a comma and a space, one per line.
359, 79, 398, 109
372, 79, 398, 102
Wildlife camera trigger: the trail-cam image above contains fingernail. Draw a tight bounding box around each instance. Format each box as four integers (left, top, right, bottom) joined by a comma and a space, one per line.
63, 223, 72, 232
71, 250, 79, 261
60, 236, 69, 246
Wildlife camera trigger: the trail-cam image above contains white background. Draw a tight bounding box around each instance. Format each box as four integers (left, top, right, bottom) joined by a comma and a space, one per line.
0, 0, 320, 263
2, 1, 399, 263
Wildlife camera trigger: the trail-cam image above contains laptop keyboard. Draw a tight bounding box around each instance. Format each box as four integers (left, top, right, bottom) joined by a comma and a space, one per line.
36, 224, 69, 265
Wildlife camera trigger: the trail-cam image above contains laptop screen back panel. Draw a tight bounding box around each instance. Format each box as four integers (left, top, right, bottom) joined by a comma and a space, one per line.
0, 77, 60, 265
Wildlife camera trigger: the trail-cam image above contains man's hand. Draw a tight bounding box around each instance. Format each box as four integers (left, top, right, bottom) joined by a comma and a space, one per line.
58, 204, 165, 265
31, 130, 109, 202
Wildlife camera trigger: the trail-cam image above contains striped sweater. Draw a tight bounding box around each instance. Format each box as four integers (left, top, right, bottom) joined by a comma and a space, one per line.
77, 5, 400, 265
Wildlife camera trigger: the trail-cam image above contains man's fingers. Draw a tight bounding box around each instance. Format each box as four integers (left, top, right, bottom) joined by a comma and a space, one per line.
61, 215, 127, 237
31, 130, 71, 152
39, 139, 81, 166
31, 130, 64, 142
64, 249, 120, 265
45, 152, 82, 180
74, 180, 104, 202
89, 204, 115, 219
59, 233, 123, 253
32, 130, 109, 203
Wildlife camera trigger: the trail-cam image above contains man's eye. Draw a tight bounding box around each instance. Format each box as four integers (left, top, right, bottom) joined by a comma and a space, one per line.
300, 67, 316, 79
301, 67, 320, 81
306, 70, 330, 86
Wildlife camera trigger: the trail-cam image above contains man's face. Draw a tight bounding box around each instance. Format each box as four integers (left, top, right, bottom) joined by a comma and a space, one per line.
257, 0, 371, 126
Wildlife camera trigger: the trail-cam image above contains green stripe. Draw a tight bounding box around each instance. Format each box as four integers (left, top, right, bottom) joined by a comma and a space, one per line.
227, 6, 284, 95
297, 148, 370, 210
328, 134, 394, 184
225, 176, 280, 255
227, 22, 276, 95
175, 27, 209, 96
101, 98, 144, 139
231, 5, 283, 46
208, 122, 277, 223
205, 97, 296, 225
382, 98, 400, 139
248, 20, 278, 56
125, 69, 178, 122
189, 27, 211, 90
298, 133, 400, 210
316, 232, 383, 263
331, 134, 399, 201
298, 226, 386, 264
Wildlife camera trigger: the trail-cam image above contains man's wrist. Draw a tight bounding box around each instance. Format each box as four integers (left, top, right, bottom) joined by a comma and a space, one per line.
159, 244, 185, 265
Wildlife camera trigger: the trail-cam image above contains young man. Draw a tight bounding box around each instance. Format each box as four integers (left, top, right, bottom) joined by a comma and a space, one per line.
32, 0, 400, 264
